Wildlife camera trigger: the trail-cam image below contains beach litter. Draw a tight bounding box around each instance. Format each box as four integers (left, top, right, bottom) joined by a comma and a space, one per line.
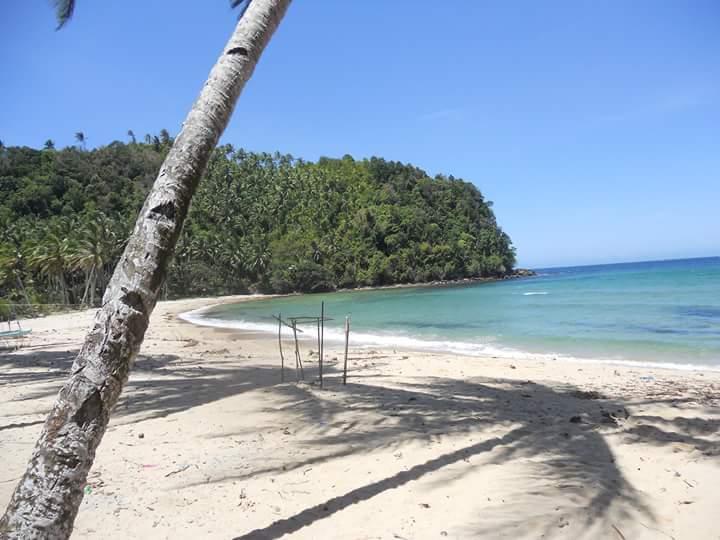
165, 464, 193, 477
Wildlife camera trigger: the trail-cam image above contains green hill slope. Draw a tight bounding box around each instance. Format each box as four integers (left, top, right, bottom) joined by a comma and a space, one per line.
0, 140, 516, 304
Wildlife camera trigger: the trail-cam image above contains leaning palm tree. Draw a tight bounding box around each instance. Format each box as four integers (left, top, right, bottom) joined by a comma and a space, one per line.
0, 0, 293, 537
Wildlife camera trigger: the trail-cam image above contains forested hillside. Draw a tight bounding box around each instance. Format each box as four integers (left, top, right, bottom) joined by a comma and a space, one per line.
0, 137, 516, 305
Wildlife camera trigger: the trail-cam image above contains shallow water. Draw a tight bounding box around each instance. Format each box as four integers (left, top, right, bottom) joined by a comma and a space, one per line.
186, 257, 720, 369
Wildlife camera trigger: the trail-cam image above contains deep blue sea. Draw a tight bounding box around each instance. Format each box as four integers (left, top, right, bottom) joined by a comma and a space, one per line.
187, 257, 720, 369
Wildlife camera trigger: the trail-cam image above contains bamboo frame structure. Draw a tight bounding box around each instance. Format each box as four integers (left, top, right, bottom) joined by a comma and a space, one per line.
273, 308, 333, 386
272, 314, 304, 382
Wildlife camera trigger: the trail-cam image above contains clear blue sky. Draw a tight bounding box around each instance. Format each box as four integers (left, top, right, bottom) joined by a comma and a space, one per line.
2, 1, 719, 268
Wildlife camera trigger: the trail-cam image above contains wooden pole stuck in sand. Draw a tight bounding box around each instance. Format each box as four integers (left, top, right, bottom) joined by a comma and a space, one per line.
319, 301, 325, 388
343, 316, 350, 385
316, 317, 321, 375
273, 314, 297, 382
297, 327, 305, 380
292, 321, 302, 381
278, 313, 285, 383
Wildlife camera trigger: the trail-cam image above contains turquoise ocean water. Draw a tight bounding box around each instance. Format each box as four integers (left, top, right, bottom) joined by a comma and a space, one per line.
185, 257, 720, 369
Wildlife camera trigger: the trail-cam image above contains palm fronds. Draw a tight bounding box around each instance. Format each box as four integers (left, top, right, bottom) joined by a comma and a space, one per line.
230, 0, 252, 19
53, 0, 76, 30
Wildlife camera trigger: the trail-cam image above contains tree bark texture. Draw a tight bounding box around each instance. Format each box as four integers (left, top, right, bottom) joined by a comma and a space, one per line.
0, 1, 292, 537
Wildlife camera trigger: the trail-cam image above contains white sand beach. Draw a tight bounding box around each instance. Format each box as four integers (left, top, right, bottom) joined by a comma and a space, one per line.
1, 296, 719, 539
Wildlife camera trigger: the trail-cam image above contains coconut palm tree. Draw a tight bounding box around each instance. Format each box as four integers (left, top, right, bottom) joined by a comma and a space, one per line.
222, 236, 250, 275
127, 129, 136, 144
0, 244, 31, 306
74, 131, 86, 150
159, 128, 171, 146
0, 1, 293, 537
249, 241, 271, 279
26, 229, 71, 305
0, 221, 33, 306
69, 216, 117, 307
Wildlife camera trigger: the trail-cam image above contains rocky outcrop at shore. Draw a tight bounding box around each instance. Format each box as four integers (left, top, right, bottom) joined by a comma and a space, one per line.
507, 268, 537, 278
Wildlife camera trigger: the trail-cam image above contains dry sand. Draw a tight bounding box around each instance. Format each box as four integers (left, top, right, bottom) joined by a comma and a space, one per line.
1, 295, 719, 539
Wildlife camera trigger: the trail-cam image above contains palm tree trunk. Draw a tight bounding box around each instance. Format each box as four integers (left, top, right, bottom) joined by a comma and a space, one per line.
80, 266, 94, 307
0, 1, 292, 537
91, 265, 98, 307
15, 276, 31, 307
52, 275, 61, 304
98, 264, 107, 299
58, 272, 69, 305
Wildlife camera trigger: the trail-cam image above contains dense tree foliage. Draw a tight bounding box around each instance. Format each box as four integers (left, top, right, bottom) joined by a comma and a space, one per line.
0, 137, 516, 305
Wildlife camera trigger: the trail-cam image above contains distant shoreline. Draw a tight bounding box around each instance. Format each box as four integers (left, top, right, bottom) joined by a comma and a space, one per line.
175, 269, 538, 321
334, 269, 536, 294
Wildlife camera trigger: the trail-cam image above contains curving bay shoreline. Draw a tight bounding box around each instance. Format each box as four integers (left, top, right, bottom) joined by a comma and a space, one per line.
1, 295, 719, 539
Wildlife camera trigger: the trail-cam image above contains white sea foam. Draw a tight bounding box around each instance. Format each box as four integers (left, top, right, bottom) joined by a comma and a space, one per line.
523, 291, 549, 296
179, 307, 720, 373
180, 307, 527, 357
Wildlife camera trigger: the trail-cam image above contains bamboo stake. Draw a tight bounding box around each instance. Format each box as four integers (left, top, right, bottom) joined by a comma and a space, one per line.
292, 321, 301, 381
298, 345, 305, 380
320, 301, 324, 388
316, 317, 321, 371
278, 313, 284, 383
343, 316, 350, 385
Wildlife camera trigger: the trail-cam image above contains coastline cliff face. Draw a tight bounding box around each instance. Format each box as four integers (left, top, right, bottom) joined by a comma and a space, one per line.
0, 142, 518, 300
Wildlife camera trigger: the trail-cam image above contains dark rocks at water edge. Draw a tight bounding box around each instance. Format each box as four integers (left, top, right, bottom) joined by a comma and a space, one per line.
504, 268, 537, 279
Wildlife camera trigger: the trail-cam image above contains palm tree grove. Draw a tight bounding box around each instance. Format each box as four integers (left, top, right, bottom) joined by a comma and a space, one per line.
0, 140, 517, 309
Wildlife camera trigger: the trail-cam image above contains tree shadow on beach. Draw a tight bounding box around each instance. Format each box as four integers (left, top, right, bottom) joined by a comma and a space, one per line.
114, 356, 287, 423
623, 414, 720, 457
224, 369, 719, 540
0, 349, 77, 388
0, 343, 394, 422
2, 345, 718, 538
0, 347, 286, 425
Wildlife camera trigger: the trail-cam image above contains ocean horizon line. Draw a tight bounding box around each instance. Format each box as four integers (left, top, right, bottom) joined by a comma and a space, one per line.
531, 254, 719, 271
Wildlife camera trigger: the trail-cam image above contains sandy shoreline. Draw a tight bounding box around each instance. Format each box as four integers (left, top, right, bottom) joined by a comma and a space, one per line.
180, 295, 720, 374
2, 295, 719, 539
